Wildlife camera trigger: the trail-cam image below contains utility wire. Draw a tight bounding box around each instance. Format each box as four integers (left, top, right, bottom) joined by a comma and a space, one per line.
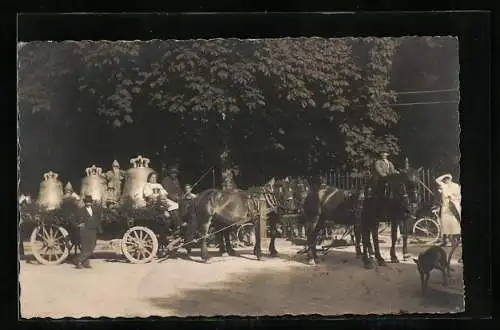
390, 100, 459, 107
351, 100, 458, 109
394, 88, 459, 95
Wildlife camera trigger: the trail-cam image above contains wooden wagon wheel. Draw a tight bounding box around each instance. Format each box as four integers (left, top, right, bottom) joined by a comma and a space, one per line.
29, 224, 70, 265
412, 217, 441, 244
121, 226, 158, 264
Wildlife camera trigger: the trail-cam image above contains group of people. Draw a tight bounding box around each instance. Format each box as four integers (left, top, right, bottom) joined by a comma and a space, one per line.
371, 149, 462, 247
142, 171, 197, 231
21, 152, 462, 268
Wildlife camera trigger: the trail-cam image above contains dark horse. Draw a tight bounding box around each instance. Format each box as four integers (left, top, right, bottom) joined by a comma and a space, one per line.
301, 178, 365, 265
181, 179, 283, 262
360, 168, 420, 269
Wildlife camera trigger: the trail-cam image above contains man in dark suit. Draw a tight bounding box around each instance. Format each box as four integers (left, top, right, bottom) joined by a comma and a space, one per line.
161, 165, 182, 203
161, 165, 185, 230
75, 195, 102, 269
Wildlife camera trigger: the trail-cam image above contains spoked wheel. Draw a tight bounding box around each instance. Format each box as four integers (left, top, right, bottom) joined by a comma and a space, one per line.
121, 226, 159, 264
236, 223, 255, 247
412, 217, 441, 244
29, 224, 70, 265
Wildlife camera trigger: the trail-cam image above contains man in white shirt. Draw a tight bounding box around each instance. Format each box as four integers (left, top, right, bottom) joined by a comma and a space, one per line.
372, 150, 399, 200
183, 184, 197, 200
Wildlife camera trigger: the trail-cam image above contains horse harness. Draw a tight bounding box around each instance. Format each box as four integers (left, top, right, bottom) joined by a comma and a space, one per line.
246, 189, 279, 218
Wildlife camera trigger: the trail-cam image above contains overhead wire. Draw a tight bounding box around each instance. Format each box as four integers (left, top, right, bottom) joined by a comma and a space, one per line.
390, 100, 459, 107
393, 88, 459, 95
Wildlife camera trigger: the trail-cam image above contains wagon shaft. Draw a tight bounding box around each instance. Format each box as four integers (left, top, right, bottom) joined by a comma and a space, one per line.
165, 237, 183, 251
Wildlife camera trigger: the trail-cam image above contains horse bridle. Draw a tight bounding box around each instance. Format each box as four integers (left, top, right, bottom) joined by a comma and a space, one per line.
400, 178, 420, 216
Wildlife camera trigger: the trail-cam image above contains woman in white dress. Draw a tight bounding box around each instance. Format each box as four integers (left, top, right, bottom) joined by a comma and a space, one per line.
435, 174, 461, 249
143, 172, 177, 210
143, 172, 184, 230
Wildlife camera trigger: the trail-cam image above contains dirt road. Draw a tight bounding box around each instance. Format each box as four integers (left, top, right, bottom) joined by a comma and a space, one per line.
19, 238, 464, 318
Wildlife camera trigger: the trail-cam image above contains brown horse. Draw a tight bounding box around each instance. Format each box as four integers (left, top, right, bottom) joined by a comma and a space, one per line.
182, 180, 282, 262
360, 168, 421, 269
301, 177, 365, 265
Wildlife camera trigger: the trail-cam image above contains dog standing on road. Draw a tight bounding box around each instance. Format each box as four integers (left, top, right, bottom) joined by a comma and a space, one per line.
413, 246, 451, 294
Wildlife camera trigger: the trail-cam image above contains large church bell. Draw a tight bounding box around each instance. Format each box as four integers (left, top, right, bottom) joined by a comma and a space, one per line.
80, 165, 106, 204
36, 171, 64, 211
120, 155, 154, 208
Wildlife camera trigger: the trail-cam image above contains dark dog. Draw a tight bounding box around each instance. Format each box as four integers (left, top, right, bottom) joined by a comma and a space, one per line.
413, 246, 451, 294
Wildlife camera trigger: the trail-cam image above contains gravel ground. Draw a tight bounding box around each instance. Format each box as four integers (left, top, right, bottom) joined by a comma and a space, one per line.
19, 237, 464, 318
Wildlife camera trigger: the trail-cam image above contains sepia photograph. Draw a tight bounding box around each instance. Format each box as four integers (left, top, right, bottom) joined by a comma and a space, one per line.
18, 36, 463, 318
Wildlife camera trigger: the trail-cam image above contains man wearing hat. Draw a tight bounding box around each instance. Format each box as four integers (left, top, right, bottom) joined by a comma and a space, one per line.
435, 173, 461, 247
160, 164, 186, 231
180, 184, 197, 229
161, 164, 182, 204
74, 195, 103, 269
372, 149, 399, 204
183, 184, 197, 200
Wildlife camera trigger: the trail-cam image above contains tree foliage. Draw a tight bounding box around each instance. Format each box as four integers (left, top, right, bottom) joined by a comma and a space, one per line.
18, 37, 423, 182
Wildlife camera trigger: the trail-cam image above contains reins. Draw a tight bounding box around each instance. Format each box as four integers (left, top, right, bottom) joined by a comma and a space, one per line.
158, 190, 268, 262
180, 166, 215, 200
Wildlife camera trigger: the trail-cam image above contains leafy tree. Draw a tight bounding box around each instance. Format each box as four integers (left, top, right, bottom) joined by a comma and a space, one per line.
18, 38, 411, 188
341, 37, 401, 170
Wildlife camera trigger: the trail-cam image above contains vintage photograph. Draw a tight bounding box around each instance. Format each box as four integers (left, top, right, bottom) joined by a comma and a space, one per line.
18, 37, 463, 318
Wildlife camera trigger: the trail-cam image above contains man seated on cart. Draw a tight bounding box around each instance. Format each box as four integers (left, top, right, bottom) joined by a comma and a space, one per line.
183, 184, 197, 200
142, 172, 186, 233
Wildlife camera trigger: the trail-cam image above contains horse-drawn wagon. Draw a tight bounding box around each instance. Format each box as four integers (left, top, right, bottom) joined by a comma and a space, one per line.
19, 156, 193, 265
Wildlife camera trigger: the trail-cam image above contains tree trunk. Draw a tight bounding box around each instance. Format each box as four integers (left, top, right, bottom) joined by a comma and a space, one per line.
220, 143, 237, 191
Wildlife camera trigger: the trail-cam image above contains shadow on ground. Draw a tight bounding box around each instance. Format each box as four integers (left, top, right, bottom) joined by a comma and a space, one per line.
146, 250, 464, 316
20, 251, 127, 265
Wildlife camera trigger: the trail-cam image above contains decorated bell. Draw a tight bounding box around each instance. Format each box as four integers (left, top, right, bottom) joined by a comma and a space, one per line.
121, 155, 154, 208
36, 171, 64, 211
80, 165, 106, 203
